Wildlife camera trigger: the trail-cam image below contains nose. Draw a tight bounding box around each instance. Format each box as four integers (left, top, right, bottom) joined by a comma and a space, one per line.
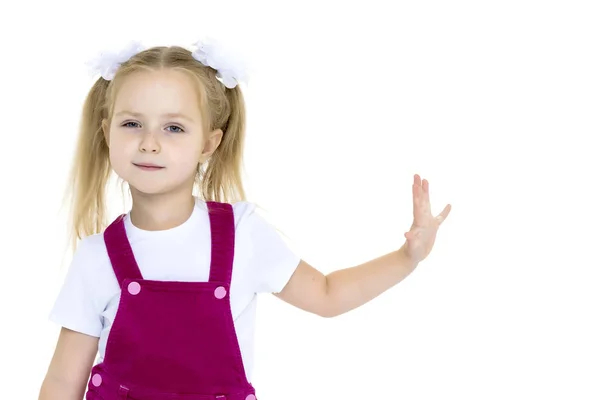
139, 130, 161, 153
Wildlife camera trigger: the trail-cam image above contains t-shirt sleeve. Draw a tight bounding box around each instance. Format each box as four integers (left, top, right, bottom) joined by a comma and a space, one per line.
48, 237, 104, 337
241, 204, 301, 294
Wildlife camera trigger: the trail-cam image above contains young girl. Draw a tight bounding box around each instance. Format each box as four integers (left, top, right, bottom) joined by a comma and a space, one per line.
38, 38, 451, 400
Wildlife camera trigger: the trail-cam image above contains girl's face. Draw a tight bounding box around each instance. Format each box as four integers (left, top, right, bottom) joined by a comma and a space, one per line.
104, 69, 222, 196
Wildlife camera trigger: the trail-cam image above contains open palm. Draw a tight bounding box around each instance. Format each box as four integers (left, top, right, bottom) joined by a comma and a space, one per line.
402, 174, 451, 263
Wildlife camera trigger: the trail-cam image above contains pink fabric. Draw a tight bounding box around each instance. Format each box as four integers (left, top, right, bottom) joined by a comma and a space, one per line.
85, 202, 257, 399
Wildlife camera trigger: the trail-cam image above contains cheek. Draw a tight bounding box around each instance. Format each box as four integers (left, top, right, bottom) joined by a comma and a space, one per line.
171, 146, 202, 170
107, 134, 136, 165
108, 147, 128, 172
173, 136, 204, 159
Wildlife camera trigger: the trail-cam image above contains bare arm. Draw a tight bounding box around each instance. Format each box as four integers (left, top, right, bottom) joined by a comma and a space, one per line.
275, 246, 418, 318
275, 175, 450, 318
38, 327, 99, 400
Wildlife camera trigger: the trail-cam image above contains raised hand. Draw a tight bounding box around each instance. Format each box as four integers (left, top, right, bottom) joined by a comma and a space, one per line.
402, 174, 451, 264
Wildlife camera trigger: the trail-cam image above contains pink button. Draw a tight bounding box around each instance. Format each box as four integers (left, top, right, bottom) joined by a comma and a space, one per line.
91, 373, 102, 387
245, 395, 256, 400
214, 286, 227, 299
128, 282, 141, 295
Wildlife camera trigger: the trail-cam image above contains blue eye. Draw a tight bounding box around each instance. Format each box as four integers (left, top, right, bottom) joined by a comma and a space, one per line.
167, 125, 184, 133
120, 122, 184, 133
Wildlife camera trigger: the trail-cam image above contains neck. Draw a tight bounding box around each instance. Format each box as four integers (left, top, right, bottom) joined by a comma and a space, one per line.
129, 188, 196, 231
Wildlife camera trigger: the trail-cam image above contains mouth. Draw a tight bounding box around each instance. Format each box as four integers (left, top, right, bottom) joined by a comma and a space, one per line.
133, 163, 165, 171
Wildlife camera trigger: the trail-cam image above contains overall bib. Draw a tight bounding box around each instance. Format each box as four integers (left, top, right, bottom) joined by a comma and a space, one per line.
86, 201, 257, 400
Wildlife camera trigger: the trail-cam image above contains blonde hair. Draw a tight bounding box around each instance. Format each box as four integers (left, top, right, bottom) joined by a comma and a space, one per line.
65, 45, 247, 249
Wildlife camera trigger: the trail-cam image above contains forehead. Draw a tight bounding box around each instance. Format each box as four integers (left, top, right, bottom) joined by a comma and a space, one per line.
112, 69, 202, 118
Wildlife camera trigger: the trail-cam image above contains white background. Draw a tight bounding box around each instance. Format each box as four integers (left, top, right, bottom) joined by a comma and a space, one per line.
1, 0, 599, 399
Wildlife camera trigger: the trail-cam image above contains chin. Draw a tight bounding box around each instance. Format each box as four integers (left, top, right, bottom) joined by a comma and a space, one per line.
127, 179, 193, 197
129, 186, 172, 196
127, 181, 172, 195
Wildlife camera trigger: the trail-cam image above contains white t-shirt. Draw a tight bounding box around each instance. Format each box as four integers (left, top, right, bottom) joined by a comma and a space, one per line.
49, 199, 301, 381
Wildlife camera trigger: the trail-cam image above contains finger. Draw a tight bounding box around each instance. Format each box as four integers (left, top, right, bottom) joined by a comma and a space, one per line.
436, 204, 452, 224
422, 178, 432, 215
412, 176, 421, 219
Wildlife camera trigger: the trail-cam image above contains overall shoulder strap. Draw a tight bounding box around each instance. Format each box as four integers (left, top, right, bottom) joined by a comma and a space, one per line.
206, 201, 235, 284
104, 215, 144, 284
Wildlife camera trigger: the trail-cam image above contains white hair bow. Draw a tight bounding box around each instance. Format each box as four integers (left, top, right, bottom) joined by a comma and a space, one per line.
86, 38, 249, 89
191, 37, 250, 89
86, 41, 145, 81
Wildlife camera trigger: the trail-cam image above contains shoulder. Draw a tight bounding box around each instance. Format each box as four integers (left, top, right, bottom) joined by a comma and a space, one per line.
67, 231, 117, 289
231, 201, 282, 237
196, 198, 292, 251
197, 199, 262, 228
72, 231, 110, 265
227, 202, 301, 294
199, 199, 292, 249
232, 201, 260, 226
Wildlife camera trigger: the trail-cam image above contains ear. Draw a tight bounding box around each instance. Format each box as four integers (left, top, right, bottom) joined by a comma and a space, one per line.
200, 128, 223, 162
101, 119, 110, 146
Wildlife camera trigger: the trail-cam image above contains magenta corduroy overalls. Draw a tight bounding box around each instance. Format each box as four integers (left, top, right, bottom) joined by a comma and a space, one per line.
85, 201, 257, 400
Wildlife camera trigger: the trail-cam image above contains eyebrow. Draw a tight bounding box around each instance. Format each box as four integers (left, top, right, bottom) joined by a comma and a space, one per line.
114, 111, 195, 123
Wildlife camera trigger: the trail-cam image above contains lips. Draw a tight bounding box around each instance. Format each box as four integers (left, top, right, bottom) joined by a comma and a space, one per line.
133, 163, 164, 170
